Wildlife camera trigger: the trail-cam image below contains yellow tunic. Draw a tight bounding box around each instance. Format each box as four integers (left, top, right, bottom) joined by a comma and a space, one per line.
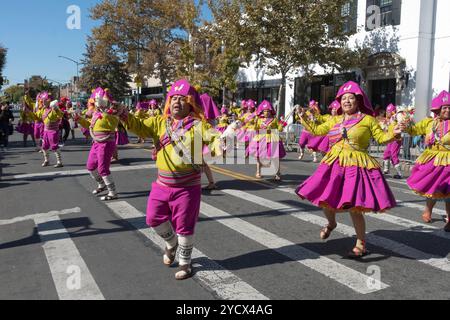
407, 118, 450, 166
216, 115, 229, 129
240, 113, 258, 131
300, 115, 397, 169
148, 109, 162, 117
78, 113, 120, 132
135, 109, 149, 120
31, 108, 64, 128
253, 118, 284, 143
20, 110, 35, 123
124, 114, 222, 187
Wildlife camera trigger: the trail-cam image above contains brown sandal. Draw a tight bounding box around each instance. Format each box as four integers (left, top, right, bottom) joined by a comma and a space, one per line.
320, 224, 337, 240
175, 264, 193, 280
347, 244, 369, 259
163, 244, 178, 266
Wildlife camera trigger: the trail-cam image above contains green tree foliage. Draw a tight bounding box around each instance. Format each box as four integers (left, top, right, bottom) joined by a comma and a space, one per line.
209, 0, 365, 116
79, 36, 131, 100
3, 85, 24, 103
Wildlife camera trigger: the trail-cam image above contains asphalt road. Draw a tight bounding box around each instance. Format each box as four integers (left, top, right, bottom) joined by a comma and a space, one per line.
1, 127, 449, 300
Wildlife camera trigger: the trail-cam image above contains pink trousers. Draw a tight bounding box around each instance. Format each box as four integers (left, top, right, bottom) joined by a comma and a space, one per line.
146, 182, 202, 236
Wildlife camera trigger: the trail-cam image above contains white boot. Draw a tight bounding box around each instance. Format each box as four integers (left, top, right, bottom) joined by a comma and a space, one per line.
298, 148, 304, 160
175, 235, 194, 280
383, 160, 390, 175
42, 150, 50, 167
394, 164, 403, 179
90, 170, 107, 195
100, 175, 118, 201
312, 152, 318, 163
54, 150, 63, 168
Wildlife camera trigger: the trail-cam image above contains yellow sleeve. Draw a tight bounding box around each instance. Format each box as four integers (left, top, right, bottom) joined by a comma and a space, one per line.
47, 109, 63, 122
300, 116, 335, 136
369, 116, 397, 145
23, 95, 35, 109
316, 114, 331, 124
200, 121, 222, 157
124, 113, 159, 138
19, 110, 26, 121
77, 117, 91, 129
29, 109, 42, 122
407, 118, 433, 137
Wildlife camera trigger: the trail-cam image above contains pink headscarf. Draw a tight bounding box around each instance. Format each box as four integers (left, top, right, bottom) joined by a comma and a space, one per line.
431, 90, 450, 114
336, 81, 374, 116
256, 100, 276, 116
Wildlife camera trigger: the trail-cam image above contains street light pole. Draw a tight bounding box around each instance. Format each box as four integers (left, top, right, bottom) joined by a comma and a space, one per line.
58, 55, 82, 101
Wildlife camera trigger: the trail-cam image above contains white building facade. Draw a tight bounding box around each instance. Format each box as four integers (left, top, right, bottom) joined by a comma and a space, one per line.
237, 0, 450, 120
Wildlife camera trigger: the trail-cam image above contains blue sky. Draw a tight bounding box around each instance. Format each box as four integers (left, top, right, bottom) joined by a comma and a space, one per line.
0, 0, 212, 87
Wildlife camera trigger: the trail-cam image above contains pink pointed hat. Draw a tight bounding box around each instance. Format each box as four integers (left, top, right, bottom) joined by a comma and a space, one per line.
91, 87, 113, 108
246, 99, 256, 110
328, 100, 342, 114
309, 100, 318, 108
336, 81, 374, 116
386, 103, 397, 114
149, 99, 158, 108
136, 101, 149, 110
431, 90, 450, 113
164, 79, 204, 117
168, 79, 202, 106
257, 100, 276, 116
200, 93, 221, 120
38, 91, 52, 102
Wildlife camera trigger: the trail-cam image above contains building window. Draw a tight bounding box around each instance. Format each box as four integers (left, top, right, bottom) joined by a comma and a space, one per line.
341, 0, 358, 34
366, 0, 401, 30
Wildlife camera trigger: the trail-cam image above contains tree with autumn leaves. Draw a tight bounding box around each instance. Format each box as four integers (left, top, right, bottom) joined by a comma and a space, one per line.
82, 0, 368, 109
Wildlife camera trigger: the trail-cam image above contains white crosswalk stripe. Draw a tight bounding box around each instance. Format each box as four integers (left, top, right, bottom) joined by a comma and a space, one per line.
200, 202, 389, 294
221, 189, 450, 272
34, 214, 105, 300
11, 164, 157, 180
105, 201, 269, 300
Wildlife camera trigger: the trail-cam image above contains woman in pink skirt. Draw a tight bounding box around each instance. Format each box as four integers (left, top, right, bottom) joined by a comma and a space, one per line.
315, 100, 342, 154
403, 90, 450, 231
249, 100, 286, 181
382, 103, 403, 179
296, 81, 401, 258
296, 100, 327, 162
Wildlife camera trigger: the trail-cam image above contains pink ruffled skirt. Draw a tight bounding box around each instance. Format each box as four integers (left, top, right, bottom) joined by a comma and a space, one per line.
296, 160, 396, 213
407, 159, 450, 199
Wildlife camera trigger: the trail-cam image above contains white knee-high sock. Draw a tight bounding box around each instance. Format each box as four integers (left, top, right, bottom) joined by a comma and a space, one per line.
55, 150, 62, 164
102, 175, 117, 196
43, 150, 49, 162
90, 170, 105, 188
153, 222, 178, 249
178, 235, 194, 266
